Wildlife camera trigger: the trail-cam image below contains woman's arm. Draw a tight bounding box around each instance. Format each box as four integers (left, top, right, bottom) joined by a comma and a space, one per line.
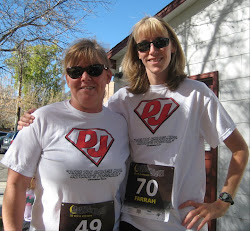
2, 169, 32, 231
179, 128, 249, 231
220, 128, 249, 197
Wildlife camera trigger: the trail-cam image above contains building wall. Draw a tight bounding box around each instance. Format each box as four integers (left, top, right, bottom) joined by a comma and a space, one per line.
168, 0, 249, 230
103, 81, 115, 104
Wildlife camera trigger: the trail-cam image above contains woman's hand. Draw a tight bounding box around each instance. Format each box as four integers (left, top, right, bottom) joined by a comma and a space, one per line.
180, 128, 249, 231
17, 108, 36, 130
179, 199, 230, 231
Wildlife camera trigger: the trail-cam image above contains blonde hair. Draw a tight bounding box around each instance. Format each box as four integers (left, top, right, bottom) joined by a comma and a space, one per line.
122, 16, 187, 94
29, 177, 36, 190
63, 38, 111, 75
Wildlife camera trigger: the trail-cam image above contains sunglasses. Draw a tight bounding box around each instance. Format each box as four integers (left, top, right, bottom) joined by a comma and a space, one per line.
136, 37, 170, 52
66, 64, 108, 79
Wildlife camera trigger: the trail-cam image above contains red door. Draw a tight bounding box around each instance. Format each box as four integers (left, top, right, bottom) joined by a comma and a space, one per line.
189, 71, 219, 231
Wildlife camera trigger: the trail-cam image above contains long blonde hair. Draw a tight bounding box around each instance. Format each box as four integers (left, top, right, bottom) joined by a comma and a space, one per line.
122, 16, 187, 94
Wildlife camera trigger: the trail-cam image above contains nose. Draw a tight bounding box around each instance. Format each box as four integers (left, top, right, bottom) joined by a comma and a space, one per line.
149, 43, 158, 54
80, 71, 91, 81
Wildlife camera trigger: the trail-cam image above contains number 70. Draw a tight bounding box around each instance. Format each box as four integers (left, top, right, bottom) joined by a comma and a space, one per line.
136, 178, 158, 197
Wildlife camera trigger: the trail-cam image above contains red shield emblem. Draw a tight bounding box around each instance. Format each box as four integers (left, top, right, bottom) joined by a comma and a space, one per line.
65, 128, 114, 166
134, 98, 179, 134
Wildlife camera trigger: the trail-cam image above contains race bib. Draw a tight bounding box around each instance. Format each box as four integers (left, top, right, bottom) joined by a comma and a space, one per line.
59, 201, 114, 231
122, 162, 174, 221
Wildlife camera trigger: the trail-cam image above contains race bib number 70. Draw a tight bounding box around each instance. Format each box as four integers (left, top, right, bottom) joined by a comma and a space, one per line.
122, 163, 174, 222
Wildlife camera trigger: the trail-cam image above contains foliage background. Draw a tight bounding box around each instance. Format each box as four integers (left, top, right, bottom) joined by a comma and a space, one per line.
0, 0, 110, 131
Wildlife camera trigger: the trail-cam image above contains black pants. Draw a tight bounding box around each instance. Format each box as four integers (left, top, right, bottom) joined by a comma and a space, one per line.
22, 220, 31, 231
119, 221, 141, 231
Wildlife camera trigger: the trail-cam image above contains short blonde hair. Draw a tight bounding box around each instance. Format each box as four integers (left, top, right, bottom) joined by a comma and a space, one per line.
122, 16, 186, 94
63, 38, 111, 75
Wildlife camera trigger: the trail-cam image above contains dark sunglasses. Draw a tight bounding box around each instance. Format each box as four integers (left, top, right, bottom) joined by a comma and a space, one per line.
136, 37, 170, 52
66, 64, 108, 79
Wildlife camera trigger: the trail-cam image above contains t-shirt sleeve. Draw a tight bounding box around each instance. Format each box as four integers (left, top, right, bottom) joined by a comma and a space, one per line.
199, 91, 236, 148
1, 115, 43, 177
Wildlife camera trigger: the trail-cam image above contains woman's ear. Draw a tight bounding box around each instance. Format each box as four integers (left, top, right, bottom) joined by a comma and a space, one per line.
106, 69, 112, 84
171, 47, 176, 54
171, 40, 177, 53
65, 75, 70, 88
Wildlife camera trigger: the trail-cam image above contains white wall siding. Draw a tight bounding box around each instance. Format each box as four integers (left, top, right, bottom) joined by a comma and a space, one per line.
168, 0, 250, 230
217, 215, 250, 231
219, 77, 249, 101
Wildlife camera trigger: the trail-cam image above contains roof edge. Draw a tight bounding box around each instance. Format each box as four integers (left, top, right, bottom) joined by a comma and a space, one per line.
107, 0, 187, 58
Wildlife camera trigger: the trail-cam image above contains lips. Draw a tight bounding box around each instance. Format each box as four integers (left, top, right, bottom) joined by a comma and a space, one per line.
148, 57, 162, 63
80, 86, 95, 90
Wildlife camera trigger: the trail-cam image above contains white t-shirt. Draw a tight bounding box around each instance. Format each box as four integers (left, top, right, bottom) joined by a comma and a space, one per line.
1, 100, 130, 231
106, 78, 235, 231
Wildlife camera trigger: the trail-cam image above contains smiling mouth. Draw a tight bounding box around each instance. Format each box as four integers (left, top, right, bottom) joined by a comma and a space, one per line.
81, 86, 95, 90
148, 58, 162, 62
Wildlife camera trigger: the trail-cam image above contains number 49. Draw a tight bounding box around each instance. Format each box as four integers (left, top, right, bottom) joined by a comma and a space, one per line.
75, 219, 102, 231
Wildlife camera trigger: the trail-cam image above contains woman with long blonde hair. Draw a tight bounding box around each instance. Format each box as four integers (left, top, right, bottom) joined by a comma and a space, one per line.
107, 16, 248, 231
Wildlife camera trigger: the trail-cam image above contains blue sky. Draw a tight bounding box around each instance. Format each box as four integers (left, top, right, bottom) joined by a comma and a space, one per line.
83, 0, 174, 50
62, 0, 173, 92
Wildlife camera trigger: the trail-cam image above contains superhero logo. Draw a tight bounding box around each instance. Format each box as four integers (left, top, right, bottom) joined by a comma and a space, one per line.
134, 98, 179, 134
65, 128, 114, 166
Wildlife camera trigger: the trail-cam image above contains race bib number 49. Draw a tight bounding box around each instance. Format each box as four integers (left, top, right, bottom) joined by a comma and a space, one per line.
59, 201, 114, 231
122, 163, 174, 222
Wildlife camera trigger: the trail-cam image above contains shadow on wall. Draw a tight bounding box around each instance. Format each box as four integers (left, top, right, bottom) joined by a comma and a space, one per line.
174, 0, 249, 132
177, 0, 247, 75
